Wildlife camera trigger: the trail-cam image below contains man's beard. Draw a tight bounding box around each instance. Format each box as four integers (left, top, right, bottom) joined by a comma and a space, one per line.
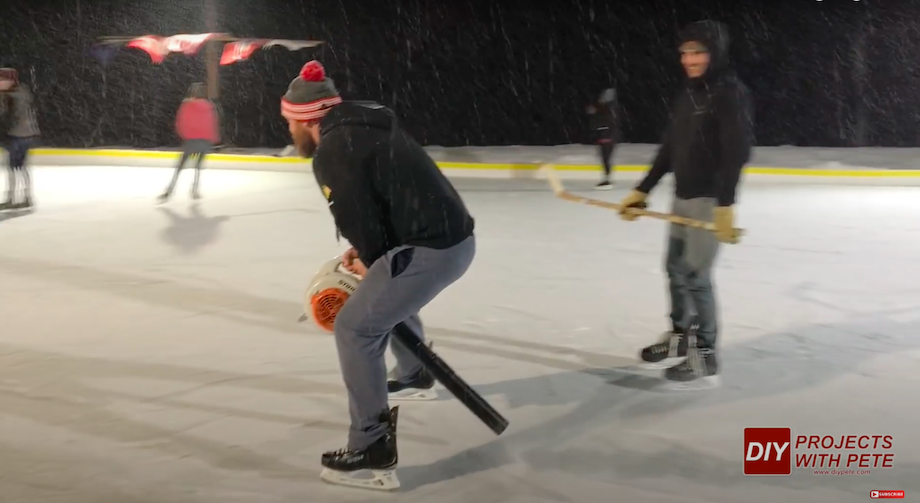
296, 134, 318, 158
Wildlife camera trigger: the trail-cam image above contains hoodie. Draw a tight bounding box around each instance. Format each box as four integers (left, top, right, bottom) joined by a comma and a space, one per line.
588, 88, 620, 143
636, 20, 753, 207
311, 101, 475, 266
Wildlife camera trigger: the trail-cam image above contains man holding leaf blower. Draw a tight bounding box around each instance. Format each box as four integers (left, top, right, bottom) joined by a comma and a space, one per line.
618, 20, 753, 390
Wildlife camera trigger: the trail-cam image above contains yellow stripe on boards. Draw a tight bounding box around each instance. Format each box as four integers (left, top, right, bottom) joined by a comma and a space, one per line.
23, 148, 920, 177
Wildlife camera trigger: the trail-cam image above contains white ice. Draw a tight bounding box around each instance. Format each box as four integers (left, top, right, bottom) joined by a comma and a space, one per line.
1, 166, 918, 503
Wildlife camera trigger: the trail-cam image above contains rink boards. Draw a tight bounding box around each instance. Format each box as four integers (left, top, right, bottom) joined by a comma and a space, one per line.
22, 146, 920, 186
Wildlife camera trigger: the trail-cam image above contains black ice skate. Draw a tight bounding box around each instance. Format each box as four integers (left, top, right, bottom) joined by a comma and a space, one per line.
663, 346, 720, 391
637, 320, 696, 369
9, 198, 33, 212
388, 366, 437, 401
320, 406, 400, 491
594, 179, 613, 190
156, 192, 171, 204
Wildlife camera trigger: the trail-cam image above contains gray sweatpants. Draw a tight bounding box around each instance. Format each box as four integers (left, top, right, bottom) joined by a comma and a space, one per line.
333, 235, 476, 450
666, 197, 721, 348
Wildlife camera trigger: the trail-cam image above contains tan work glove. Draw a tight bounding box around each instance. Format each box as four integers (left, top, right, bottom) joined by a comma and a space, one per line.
618, 190, 648, 221
713, 206, 736, 243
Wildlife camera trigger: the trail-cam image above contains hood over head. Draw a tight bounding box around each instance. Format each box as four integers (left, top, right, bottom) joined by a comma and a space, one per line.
679, 20, 731, 80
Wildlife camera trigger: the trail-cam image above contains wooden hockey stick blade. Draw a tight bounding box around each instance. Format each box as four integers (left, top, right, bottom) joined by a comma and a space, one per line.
392, 322, 509, 435
540, 164, 745, 243
539, 164, 565, 195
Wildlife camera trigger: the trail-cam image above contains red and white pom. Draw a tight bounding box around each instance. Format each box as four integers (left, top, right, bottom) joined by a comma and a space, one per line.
300, 60, 326, 82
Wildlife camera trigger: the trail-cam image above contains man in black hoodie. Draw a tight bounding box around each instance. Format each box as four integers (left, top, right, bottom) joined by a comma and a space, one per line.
617, 21, 753, 389
280, 60, 475, 489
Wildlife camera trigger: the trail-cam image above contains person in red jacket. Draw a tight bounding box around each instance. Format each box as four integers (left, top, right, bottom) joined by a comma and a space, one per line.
158, 82, 219, 203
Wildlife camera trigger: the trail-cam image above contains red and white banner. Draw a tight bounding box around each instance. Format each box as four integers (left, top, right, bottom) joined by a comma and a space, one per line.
220, 40, 265, 65
127, 33, 221, 64
123, 34, 320, 65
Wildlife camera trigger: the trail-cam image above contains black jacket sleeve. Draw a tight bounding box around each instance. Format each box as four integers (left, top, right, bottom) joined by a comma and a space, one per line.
714, 84, 753, 206
312, 133, 390, 266
636, 124, 673, 194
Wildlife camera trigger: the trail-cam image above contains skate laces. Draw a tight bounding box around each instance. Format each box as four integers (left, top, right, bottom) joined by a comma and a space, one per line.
651, 333, 681, 354
649, 342, 670, 354
679, 347, 709, 376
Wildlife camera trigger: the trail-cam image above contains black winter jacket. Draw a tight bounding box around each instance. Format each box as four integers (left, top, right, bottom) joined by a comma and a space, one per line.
588, 92, 620, 143
637, 21, 753, 207
311, 101, 475, 266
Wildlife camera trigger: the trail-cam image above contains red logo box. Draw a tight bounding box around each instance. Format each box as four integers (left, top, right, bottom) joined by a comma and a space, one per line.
871, 491, 905, 499
744, 428, 792, 476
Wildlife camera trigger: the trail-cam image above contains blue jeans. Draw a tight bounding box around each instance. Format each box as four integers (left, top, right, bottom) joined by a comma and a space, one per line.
4, 135, 37, 170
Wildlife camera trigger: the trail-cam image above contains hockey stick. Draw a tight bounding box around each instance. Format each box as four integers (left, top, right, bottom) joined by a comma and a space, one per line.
391, 322, 510, 435
540, 164, 745, 244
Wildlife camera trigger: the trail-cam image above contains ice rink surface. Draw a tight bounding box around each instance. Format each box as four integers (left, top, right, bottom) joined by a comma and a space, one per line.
1, 166, 918, 503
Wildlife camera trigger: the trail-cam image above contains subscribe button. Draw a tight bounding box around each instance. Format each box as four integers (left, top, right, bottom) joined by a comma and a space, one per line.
871, 491, 905, 499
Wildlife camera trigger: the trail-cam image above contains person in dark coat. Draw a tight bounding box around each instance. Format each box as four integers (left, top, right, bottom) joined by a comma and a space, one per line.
618, 20, 754, 389
586, 88, 620, 189
280, 60, 476, 490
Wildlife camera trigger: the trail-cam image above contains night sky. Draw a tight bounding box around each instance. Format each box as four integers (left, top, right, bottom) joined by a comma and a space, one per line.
0, 0, 913, 149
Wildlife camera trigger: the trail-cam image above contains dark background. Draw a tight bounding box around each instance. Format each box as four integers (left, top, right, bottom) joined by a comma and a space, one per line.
0, 0, 913, 149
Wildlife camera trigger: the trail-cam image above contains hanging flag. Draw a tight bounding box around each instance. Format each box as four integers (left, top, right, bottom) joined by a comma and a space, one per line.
220, 40, 265, 65
127, 33, 221, 64
127, 36, 167, 63
220, 39, 323, 65
115, 34, 322, 65
263, 39, 323, 51
165, 33, 220, 55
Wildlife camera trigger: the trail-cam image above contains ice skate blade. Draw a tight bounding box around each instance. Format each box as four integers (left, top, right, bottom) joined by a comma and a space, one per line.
389, 388, 438, 401
660, 375, 721, 392
594, 184, 613, 191
634, 357, 686, 370
320, 467, 400, 491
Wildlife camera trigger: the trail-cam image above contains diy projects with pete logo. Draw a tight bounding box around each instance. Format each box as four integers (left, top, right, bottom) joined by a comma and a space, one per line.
744, 428, 895, 475
743, 428, 903, 498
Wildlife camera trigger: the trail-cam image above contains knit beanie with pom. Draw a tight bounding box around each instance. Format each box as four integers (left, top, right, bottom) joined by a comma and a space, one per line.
281, 60, 342, 122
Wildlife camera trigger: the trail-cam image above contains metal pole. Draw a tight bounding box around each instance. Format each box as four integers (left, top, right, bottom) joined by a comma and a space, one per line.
205, 0, 219, 100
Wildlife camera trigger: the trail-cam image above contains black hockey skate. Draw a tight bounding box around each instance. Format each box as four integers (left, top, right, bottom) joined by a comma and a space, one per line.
388, 366, 436, 401
10, 198, 33, 211
637, 320, 696, 369
320, 406, 400, 491
594, 179, 613, 190
663, 346, 720, 391
2, 198, 34, 213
